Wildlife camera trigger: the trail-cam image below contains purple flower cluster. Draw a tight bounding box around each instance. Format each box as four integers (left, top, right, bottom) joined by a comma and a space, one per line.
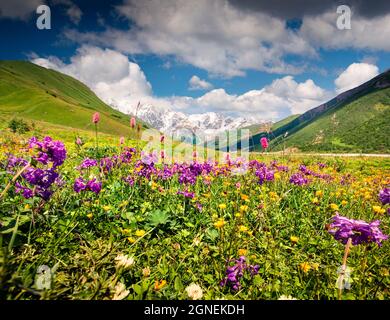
379, 188, 389, 205
177, 190, 195, 198
298, 164, 333, 182
318, 162, 326, 169
328, 213, 388, 246
9, 137, 67, 201
73, 177, 102, 194
255, 166, 275, 185
220, 256, 259, 291
289, 173, 309, 186
78, 158, 98, 170
29, 136, 67, 168
123, 176, 135, 186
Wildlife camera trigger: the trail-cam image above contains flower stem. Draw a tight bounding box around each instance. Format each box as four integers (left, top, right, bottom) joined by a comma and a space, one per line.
95, 123, 99, 158
338, 237, 352, 300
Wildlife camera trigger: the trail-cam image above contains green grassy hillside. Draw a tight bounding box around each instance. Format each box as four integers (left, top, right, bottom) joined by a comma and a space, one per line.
274, 88, 390, 153
0, 60, 148, 137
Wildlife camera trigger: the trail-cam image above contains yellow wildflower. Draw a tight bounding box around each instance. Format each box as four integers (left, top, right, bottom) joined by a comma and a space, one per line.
341, 200, 348, 206
238, 225, 248, 233
238, 249, 247, 256
135, 229, 146, 237
218, 203, 227, 210
274, 172, 281, 180
290, 236, 299, 244
330, 203, 339, 211
24, 204, 30, 210
240, 205, 249, 212
311, 197, 319, 204
269, 192, 279, 201
214, 218, 226, 229
316, 190, 324, 198
373, 206, 386, 214
86, 213, 93, 219
103, 205, 111, 211
299, 262, 311, 273
364, 192, 371, 200
127, 237, 136, 244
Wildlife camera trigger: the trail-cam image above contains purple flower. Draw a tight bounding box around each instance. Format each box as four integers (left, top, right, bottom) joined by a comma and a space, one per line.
328, 213, 388, 246
255, 166, 274, 185
29, 136, 66, 168
15, 182, 33, 199
177, 190, 195, 198
289, 173, 309, 186
73, 177, 87, 193
73, 177, 102, 194
124, 176, 135, 186
78, 158, 98, 170
318, 162, 326, 169
379, 188, 389, 205
87, 179, 102, 194
220, 256, 259, 291
5, 154, 28, 173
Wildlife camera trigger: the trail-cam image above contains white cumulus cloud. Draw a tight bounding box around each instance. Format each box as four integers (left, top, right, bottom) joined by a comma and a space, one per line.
188, 76, 213, 91
334, 63, 379, 93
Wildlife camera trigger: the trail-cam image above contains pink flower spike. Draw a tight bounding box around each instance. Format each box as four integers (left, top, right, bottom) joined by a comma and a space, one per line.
130, 117, 136, 128
92, 112, 100, 124
260, 137, 268, 149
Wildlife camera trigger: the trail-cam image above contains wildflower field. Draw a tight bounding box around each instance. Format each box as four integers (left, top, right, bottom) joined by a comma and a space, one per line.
0, 126, 389, 300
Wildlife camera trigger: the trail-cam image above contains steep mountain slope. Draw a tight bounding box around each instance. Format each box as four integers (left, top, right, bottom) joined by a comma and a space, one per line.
250, 70, 390, 153
0, 61, 148, 136
243, 115, 299, 136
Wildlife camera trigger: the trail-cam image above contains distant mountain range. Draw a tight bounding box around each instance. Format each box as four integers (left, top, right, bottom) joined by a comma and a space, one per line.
133, 103, 257, 137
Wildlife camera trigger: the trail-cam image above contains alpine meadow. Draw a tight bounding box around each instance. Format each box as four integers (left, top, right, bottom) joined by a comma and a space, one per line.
0, 0, 390, 303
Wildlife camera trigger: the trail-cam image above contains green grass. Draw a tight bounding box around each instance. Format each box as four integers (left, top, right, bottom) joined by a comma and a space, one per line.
0, 60, 148, 137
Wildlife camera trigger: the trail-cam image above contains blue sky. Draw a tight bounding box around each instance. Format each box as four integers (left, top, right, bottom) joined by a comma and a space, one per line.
1, 0, 390, 122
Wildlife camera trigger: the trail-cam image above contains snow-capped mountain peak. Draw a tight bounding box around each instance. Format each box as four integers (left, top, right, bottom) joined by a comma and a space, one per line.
132, 104, 256, 136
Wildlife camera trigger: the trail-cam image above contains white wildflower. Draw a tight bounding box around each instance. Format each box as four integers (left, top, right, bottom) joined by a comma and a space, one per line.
185, 283, 203, 300
115, 254, 135, 269
112, 282, 129, 300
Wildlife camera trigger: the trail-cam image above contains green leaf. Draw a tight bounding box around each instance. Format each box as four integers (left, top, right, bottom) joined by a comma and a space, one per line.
147, 209, 170, 227
133, 284, 142, 296
174, 276, 183, 291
